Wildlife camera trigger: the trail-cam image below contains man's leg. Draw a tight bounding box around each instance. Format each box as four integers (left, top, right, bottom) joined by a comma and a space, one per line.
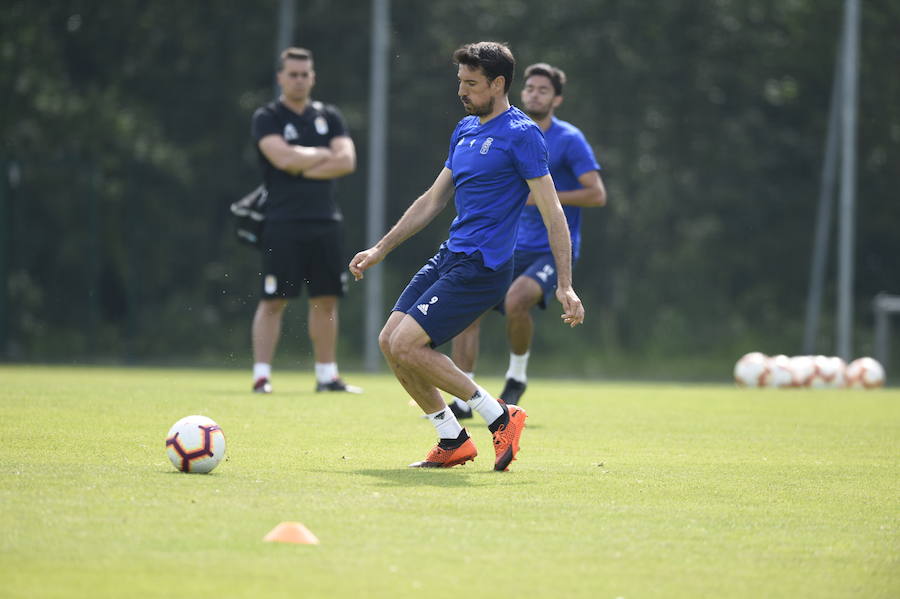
252, 298, 288, 392
446, 317, 483, 419
308, 295, 361, 392
500, 276, 543, 404
386, 314, 525, 471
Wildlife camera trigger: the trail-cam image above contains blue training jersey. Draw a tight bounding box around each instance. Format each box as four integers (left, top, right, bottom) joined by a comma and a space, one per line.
444, 106, 549, 269
514, 116, 601, 260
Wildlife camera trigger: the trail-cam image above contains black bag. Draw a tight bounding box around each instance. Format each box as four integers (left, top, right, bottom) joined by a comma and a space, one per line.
230, 185, 267, 247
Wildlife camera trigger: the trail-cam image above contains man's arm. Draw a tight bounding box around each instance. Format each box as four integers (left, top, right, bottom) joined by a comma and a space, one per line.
527, 174, 585, 327
258, 134, 331, 175
527, 170, 606, 207
302, 136, 357, 179
349, 167, 455, 280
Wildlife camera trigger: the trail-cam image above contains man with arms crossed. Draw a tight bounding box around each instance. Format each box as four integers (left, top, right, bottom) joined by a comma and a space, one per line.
448, 62, 606, 416
250, 48, 360, 394
350, 43, 584, 470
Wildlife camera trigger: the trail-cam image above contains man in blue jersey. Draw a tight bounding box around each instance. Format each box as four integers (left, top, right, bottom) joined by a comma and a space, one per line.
349, 43, 584, 471
448, 62, 606, 414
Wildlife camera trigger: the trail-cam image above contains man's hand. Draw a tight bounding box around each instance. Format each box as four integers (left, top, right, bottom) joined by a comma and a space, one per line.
348, 247, 385, 281
556, 286, 585, 327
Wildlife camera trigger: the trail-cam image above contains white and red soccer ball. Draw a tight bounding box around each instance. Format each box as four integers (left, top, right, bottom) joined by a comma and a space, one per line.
809, 355, 846, 388
165, 415, 226, 473
844, 357, 886, 389
734, 352, 769, 387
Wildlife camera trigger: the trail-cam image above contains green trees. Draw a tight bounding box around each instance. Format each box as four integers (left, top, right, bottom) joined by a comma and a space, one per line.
2, 0, 897, 377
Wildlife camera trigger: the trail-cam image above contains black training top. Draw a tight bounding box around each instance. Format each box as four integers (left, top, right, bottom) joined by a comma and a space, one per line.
251, 100, 349, 222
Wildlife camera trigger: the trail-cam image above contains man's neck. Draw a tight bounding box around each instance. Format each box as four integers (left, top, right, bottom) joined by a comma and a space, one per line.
478, 96, 511, 124
280, 95, 309, 115
531, 113, 553, 131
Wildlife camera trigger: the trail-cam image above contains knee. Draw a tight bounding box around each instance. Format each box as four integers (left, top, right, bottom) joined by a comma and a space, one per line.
504, 293, 533, 317
259, 299, 288, 316
378, 325, 394, 358
388, 333, 415, 366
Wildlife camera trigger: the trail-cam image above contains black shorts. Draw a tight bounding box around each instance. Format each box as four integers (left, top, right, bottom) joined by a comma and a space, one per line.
259, 220, 348, 299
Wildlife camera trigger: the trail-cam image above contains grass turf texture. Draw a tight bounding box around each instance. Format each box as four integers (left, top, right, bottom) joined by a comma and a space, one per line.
1, 366, 898, 598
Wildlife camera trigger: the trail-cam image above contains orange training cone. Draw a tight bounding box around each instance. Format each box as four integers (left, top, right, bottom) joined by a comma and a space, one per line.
263, 521, 320, 545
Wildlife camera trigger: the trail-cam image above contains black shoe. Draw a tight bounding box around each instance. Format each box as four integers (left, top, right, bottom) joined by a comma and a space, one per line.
499, 378, 527, 405
253, 377, 272, 394
448, 400, 473, 420
315, 378, 363, 393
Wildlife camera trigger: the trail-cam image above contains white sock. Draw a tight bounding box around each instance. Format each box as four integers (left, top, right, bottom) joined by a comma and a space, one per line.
466, 386, 504, 425
452, 372, 476, 406
426, 407, 463, 440
253, 363, 271, 381
505, 352, 530, 383
315, 362, 338, 383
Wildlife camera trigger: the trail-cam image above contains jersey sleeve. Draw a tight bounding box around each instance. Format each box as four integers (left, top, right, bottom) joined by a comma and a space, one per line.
251, 107, 281, 143
566, 129, 602, 176
512, 125, 550, 180
324, 104, 350, 139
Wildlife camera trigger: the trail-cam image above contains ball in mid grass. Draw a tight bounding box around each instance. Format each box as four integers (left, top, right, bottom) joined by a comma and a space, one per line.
734, 352, 769, 387
764, 354, 795, 388
789, 355, 817, 387
844, 357, 885, 389
165, 415, 226, 473
810, 355, 846, 388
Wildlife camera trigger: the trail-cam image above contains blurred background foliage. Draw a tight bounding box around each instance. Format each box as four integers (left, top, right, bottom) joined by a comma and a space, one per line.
1, 0, 898, 380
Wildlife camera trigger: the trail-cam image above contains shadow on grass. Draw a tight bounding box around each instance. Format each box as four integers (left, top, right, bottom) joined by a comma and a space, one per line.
348, 468, 530, 488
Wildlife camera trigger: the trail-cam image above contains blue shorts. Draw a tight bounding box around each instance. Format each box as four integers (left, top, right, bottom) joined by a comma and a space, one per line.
494, 250, 561, 314
393, 245, 513, 347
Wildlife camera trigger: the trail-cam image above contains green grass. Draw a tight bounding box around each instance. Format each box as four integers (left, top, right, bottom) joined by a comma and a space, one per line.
1, 365, 898, 598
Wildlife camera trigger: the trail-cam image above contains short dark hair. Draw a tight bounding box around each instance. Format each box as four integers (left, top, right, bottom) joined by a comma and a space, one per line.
278, 47, 313, 71
523, 62, 566, 96
452, 41, 515, 93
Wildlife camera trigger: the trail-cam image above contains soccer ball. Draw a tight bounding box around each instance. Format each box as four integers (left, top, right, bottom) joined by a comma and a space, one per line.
809, 355, 846, 388
165, 415, 227, 473
844, 357, 886, 389
734, 352, 769, 387
789, 355, 817, 387
764, 354, 795, 388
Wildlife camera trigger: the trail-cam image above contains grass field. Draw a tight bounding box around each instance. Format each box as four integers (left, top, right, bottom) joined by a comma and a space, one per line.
1, 365, 898, 598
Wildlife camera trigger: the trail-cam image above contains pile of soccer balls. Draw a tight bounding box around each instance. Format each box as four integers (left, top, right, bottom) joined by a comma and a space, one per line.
734, 352, 886, 389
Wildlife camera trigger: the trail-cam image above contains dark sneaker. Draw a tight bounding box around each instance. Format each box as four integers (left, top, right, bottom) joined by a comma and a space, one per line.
492, 404, 527, 471
499, 378, 527, 405
315, 378, 363, 394
449, 400, 473, 420
253, 377, 272, 394
409, 438, 477, 468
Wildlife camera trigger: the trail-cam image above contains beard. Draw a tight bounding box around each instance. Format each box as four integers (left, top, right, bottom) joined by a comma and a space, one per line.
462, 96, 494, 117
523, 104, 551, 121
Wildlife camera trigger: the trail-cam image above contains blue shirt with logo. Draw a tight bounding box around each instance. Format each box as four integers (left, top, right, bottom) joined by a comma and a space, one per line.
514, 116, 601, 260
443, 106, 549, 269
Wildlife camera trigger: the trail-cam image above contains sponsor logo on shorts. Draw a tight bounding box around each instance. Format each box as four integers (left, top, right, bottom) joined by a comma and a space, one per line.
264, 274, 278, 294
479, 137, 494, 155
416, 296, 439, 316
536, 264, 555, 283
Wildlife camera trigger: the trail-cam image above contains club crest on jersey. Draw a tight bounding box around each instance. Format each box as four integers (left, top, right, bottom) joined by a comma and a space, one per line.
314, 116, 329, 135
479, 137, 494, 155
283, 124, 299, 141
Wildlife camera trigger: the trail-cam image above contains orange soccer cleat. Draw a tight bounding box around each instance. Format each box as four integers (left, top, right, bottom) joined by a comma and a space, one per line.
492, 404, 527, 471
408, 438, 478, 468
